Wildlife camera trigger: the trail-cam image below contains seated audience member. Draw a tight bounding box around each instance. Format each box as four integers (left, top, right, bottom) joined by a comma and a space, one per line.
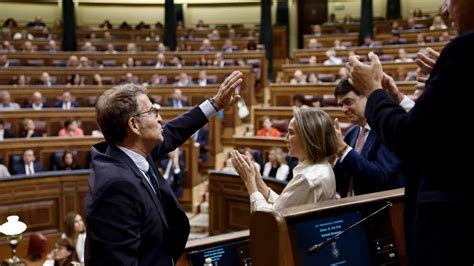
66, 55, 79, 68
196, 70, 214, 86
153, 53, 166, 68
27, 91, 48, 110
0, 118, 15, 139
312, 24, 322, 36
67, 73, 85, 87
256, 116, 281, 137
58, 119, 84, 137
429, 16, 448, 30
395, 48, 414, 63
333, 79, 406, 197
119, 21, 132, 30
308, 56, 317, 65
93, 74, 103, 86
222, 152, 238, 174
0, 90, 20, 110
292, 94, 309, 109
307, 38, 320, 49
45, 40, 60, 52
208, 29, 220, 40
78, 56, 91, 68
135, 21, 150, 29
387, 32, 406, 45
0, 54, 10, 67
323, 49, 343, 65
245, 40, 257, 51
43, 238, 79, 266
14, 75, 29, 86
62, 212, 86, 264
212, 52, 228, 67
290, 70, 307, 84
59, 150, 80, 170
221, 39, 238, 52
14, 30, 34, 40
0, 163, 10, 177
242, 148, 262, 174
169, 55, 183, 67
193, 125, 209, 163
120, 72, 139, 85
199, 38, 215, 52
158, 148, 185, 198
332, 39, 347, 49
12, 149, 43, 175
167, 89, 189, 107
20, 118, 43, 138
39, 72, 53, 86
99, 20, 113, 29
263, 147, 289, 181
104, 43, 117, 54
122, 57, 137, 68
173, 73, 194, 87
231, 108, 338, 212
81, 42, 96, 53
55, 92, 79, 109
2, 40, 16, 52
27, 16, 46, 28
307, 72, 319, 84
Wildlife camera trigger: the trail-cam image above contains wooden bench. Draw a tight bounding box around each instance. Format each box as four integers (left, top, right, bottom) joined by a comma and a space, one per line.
292, 42, 447, 64
4, 51, 268, 90
0, 66, 255, 106
0, 170, 89, 260
268, 82, 418, 106
0, 107, 221, 172
303, 29, 453, 48
281, 62, 417, 83
0, 136, 202, 211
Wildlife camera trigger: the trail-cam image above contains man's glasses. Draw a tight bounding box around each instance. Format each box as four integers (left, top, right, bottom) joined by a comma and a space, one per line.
134, 107, 159, 118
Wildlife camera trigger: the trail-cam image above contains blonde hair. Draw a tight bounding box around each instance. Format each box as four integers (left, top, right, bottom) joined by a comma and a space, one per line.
292, 108, 337, 163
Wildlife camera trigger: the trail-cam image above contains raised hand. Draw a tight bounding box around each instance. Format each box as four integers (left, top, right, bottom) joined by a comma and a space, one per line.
211, 71, 243, 110
346, 52, 384, 96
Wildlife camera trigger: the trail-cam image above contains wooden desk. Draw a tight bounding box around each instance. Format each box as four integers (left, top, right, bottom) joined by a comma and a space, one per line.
208, 171, 286, 236
251, 188, 406, 265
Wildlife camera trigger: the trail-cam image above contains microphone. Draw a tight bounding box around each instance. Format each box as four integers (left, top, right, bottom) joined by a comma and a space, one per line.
307, 201, 393, 255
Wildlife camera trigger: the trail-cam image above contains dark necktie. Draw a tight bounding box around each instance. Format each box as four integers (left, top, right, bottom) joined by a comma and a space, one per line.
147, 167, 160, 194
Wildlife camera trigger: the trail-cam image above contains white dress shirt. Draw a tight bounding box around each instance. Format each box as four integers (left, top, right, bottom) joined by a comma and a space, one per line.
250, 160, 338, 212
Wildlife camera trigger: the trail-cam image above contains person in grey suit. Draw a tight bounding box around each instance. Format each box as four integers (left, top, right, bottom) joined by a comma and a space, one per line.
85, 71, 243, 265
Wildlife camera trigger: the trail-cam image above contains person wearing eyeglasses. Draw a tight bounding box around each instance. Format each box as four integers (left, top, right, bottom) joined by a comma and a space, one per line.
85, 71, 243, 266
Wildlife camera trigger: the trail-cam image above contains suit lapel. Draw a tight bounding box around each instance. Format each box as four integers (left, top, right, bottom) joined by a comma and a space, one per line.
106, 145, 169, 230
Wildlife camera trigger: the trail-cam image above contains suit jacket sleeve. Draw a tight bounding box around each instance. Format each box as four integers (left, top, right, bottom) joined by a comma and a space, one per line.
151, 106, 208, 160
334, 144, 401, 188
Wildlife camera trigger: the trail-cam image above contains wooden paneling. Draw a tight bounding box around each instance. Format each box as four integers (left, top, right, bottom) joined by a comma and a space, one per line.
268, 82, 418, 106
208, 171, 286, 235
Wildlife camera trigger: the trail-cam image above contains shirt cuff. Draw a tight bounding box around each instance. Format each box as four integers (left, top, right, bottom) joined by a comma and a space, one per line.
338, 146, 353, 162
250, 191, 265, 202
199, 99, 217, 120
399, 95, 415, 112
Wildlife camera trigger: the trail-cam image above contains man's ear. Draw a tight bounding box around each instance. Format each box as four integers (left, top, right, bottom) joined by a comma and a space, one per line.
128, 116, 140, 135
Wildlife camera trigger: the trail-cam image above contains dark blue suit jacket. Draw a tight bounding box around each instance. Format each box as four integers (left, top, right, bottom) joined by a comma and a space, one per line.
11, 162, 43, 175
365, 32, 473, 265
85, 106, 208, 266
334, 125, 405, 197
159, 152, 186, 198
54, 101, 79, 108
195, 126, 209, 163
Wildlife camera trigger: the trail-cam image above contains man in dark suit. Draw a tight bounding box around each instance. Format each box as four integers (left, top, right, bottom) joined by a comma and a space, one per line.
54, 91, 79, 109
0, 118, 15, 140
11, 149, 43, 175
346, 1, 472, 264
158, 148, 186, 198
333, 80, 405, 197
193, 125, 209, 163
167, 88, 189, 108
85, 71, 243, 265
